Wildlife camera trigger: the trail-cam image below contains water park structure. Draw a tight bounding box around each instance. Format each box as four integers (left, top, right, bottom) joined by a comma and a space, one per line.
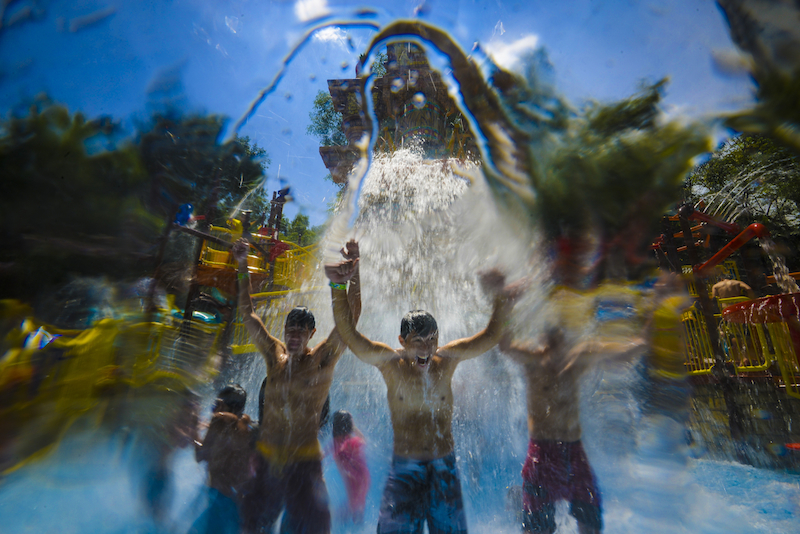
318, 39, 800, 470
319, 41, 478, 184
0, 188, 321, 475
654, 205, 800, 466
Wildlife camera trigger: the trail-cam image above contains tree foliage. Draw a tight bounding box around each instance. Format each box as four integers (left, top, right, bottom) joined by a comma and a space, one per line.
137, 114, 269, 225
278, 213, 322, 246
536, 80, 710, 260
0, 98, 154, 297
0, 98, 271, 300
686, 133, 800, 242
307, 91, 347, 146
358, 50, 388, 77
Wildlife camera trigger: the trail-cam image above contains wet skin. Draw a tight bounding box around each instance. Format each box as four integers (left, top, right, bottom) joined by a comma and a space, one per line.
233, 237, 362, 457
326, 258, 521, 461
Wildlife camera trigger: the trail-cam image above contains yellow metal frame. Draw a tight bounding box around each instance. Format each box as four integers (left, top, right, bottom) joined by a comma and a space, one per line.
682, 307, 715, 375
765, 321, 800, 399
716, 296, 771, 373
199, 225, 319, 291
0, 304, 225, 475
682, 290, 800, 399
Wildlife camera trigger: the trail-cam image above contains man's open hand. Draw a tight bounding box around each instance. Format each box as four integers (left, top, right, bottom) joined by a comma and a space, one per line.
232, 238, 250, 264
341, 239, 359, 262
325, 259, 359, 284
478, 268, 506, 295
326, 240, 360, 284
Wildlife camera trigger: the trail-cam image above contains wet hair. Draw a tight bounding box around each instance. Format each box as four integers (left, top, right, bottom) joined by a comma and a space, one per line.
216, 384, 247, 416
285, 306, 315, 331
400, 310, 438, 340
332, 410, 353, 438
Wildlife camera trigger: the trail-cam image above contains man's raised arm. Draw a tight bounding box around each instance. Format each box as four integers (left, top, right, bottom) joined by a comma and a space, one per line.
440, 269, 524, 361
320, 240, 364, 362
498, 333, 546, 365
233, 238, 281, 368
325, 249, 396, 367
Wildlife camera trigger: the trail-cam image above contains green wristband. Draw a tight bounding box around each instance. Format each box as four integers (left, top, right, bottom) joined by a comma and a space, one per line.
237, 272, 249, 280
329, 281, 347, 291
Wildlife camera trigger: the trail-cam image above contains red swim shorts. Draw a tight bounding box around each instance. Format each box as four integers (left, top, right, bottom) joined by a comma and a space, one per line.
521, 439, 602, 532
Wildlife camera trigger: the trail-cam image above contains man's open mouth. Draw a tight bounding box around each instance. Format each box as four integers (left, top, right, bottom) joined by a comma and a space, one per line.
416, 356, 430, 367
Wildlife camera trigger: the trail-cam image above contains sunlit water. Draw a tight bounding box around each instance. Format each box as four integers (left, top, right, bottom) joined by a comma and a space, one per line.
760, 238, 800, 294
2, 2, 800, 533
3, 148, 800, 534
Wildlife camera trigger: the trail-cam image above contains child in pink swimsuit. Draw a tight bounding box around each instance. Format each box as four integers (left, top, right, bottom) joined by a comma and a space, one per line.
332, 410, 371, 522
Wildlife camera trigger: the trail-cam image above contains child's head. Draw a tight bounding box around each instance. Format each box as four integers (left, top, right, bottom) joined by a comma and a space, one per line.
285, 306, 316, 330
284, 307, 317, 356
214, 384, 247, 416
400, 310, 438, 340
332, 410, 354, 438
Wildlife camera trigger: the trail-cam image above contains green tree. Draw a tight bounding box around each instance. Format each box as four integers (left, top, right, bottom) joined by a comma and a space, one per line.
278, 213, 319, 246
307, 49, 388, 147
358, 50, 387, 77
532, 79, 710, 280
307, 90, 347, 146
136, 114, 269, 226
0, 97, 156, 298
686, 133, 800, 245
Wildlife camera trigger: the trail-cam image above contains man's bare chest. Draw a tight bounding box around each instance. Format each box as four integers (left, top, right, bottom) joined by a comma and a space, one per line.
384, 367, 452, 409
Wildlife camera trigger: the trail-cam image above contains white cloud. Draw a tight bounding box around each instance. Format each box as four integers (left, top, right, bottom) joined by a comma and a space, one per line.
484, 34, 540, 71
295, 0, 329, 22
312, 26, 348, 47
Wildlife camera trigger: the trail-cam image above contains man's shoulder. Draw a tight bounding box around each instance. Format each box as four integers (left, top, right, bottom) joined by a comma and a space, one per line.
211, 411, 238, 421
381, 351, 411, 366
310, 338, 344, 363
208, 412, 239, 430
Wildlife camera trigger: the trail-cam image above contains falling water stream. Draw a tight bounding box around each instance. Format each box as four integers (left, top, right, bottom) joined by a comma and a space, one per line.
2, 3, 800, 534
760, 238, 800, 294
1, 146, 799, 534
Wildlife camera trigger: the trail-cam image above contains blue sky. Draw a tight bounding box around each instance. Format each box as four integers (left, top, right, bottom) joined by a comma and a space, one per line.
0, 0, 754, 226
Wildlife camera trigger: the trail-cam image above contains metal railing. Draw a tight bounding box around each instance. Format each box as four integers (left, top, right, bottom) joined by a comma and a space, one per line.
199, 225, 319, 290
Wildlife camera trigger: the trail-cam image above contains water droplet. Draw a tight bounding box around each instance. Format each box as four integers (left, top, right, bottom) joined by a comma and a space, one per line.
391, 78, 405, 93
309, 73, 317, 82
281, 128, 292, 136
412, 93, 426, 109
225, 16, 240, 34
408, 70, 419, 87
341, 61, 350, 71
284, 92, 293, 101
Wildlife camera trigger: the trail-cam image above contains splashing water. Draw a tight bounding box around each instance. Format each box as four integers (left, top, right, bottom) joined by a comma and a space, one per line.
322, 146, 546, 531
760, 237, 800, 294
3, 8, 800, 534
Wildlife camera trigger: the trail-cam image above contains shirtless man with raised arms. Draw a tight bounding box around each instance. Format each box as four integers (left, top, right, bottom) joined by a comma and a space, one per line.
232, 238, 361, 534
325, 255, 521, 534
499, 327, 644, 534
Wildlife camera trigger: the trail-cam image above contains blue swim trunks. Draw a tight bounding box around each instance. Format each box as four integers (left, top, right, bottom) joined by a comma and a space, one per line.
377, 452, 468, 534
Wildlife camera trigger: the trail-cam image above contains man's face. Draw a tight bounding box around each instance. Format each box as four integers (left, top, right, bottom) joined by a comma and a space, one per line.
284, 325, 315, 356
399, 331, 439, 369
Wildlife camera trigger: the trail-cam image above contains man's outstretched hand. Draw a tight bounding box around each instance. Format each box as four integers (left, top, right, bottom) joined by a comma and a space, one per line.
479, 268, 528, 303
232, 238, 250, 265
341, 239, 359, 262
325, 239, 360, 284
